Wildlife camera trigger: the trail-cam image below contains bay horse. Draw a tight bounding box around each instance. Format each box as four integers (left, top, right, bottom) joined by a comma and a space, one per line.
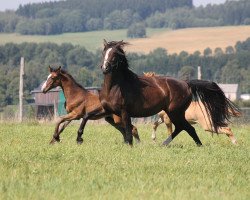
143, 72, 240, 145
41, 66, 140, 144
152, 102, 241, 144
99, 40, 239, 146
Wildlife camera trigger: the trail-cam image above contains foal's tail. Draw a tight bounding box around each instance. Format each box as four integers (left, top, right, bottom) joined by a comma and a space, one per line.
187, 80, 241, 132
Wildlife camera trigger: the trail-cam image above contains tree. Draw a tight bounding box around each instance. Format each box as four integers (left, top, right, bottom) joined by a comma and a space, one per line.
203, 47, 212, 57
225, 46, 235, 54
214, 47, 223, 57
221, 59, 242, 83
178, 65, 195, 80
127, 23, 146, 38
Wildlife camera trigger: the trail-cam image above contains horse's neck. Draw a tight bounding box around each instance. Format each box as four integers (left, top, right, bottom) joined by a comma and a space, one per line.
61, 75, 87, 101
103, 73, 113, 93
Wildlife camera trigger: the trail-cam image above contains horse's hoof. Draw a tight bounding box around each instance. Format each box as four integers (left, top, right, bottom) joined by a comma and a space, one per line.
77, 138, 83, 145
135, 139, 141, 144
49, 137, 60, 145
196, 143, 203, 147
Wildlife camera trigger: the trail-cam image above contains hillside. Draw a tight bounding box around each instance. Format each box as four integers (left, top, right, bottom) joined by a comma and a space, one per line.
0, 26, 249, 54
126, 26, 250, 54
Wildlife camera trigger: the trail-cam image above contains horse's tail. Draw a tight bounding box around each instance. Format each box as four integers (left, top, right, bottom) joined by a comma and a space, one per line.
187, 80, 241, 132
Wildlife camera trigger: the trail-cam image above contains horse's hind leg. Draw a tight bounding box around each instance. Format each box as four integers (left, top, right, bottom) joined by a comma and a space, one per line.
163, 111, 202, 146
152, 117, 163, 141
218, 127, 237, 144
183, 120, 202, 146
132, 126, 140, 143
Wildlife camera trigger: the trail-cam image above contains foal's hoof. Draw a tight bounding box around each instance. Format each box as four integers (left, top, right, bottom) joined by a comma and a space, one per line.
196, 143, 203, 147
77, 138, 83, 145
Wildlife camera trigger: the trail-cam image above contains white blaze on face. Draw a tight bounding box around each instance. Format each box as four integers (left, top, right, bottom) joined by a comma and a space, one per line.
41, 74, 52, 91
102, 48, 112, 71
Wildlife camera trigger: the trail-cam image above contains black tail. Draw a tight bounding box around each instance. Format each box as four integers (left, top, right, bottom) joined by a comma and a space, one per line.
187, 80, 241, 132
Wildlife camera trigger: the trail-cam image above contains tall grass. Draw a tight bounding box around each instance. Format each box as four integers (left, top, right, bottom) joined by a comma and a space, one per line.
0, 122, 249, 199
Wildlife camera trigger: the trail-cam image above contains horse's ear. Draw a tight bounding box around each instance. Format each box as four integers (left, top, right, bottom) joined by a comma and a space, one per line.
48, 65, 52, 72
103, 39, 108, 47
56, 66, 62, 73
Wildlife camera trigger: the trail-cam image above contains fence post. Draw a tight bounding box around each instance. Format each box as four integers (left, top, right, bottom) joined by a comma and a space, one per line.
19, 57, 25, 122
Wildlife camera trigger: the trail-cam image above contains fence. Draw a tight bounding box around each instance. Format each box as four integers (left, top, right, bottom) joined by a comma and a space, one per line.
1, 104, 250, 124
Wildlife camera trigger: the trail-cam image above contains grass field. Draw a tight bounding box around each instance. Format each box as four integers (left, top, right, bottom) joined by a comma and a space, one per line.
0, 122, 249, 199
0, 28, 165, 52
0, 26, 250, 54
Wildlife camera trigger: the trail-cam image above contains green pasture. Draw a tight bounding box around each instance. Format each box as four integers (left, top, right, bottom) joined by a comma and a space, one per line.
0, 28, 166, 52
0, 122, 249, 200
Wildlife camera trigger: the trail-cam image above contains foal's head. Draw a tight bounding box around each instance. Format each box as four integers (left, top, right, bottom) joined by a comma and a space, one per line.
101, 39, 129, 74
41, 66, 63, 93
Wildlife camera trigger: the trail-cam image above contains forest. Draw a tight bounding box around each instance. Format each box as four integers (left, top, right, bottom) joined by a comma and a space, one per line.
0, 37, 249, 109
0, 0, 249, 35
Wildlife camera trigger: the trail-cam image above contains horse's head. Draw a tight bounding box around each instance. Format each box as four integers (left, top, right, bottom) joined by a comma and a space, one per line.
101, 39, 129, 74
41, 66, 63, 93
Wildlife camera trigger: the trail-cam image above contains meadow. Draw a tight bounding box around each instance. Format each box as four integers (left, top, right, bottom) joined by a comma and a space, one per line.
0, 122, 249, 200
1, 26, 250, 54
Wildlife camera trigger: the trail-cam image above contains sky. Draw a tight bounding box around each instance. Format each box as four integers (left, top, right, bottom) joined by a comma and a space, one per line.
0, 0, 227, 11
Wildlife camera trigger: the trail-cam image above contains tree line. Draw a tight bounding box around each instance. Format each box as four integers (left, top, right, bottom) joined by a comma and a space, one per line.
0, 38, 250, 109
0, 0, 249, 35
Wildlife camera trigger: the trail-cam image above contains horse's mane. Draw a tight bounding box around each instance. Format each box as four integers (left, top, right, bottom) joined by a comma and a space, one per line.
143, 72, 157, 77
60, 69, 86, 90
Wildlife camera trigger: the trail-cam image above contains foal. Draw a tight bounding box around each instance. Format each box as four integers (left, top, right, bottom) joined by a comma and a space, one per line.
152, 102, 240, 144
42, 66, 140, 144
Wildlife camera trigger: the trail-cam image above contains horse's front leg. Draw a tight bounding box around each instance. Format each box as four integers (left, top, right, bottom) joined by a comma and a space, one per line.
121, 110, 133, 145
50, 113, 76, 144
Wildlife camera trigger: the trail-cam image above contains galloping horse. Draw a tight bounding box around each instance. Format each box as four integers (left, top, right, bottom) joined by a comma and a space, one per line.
42, 66, 140, 144
143, 72, 240, 145
152, 102, 240, 144
99, 40, 239, 146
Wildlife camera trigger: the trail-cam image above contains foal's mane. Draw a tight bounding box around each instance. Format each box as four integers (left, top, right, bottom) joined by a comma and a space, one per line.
60, 69, 86, 90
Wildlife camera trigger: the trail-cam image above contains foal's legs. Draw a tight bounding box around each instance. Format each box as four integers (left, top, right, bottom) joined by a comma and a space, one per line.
58, 120, 71, 135
218, 127, 237, 144
76, 116, 89, 144
152, 117, 163, 141
50, 113, 76, 144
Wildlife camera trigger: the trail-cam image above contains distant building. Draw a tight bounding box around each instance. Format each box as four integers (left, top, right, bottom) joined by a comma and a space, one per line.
240, 94, 250, 101
218, 84, 239, 101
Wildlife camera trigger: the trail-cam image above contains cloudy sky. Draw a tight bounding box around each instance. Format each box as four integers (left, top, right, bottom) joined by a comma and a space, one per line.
0, 0, 227, 11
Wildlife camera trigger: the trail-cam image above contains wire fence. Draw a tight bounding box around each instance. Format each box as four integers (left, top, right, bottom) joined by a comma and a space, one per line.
0, 104, 250, 124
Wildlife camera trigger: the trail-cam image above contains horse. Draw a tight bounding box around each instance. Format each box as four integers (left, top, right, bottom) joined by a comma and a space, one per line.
99, 40, 240, 146
152, 102, 241, 144
41, 66, 140, 144
143, 72, 240, 145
